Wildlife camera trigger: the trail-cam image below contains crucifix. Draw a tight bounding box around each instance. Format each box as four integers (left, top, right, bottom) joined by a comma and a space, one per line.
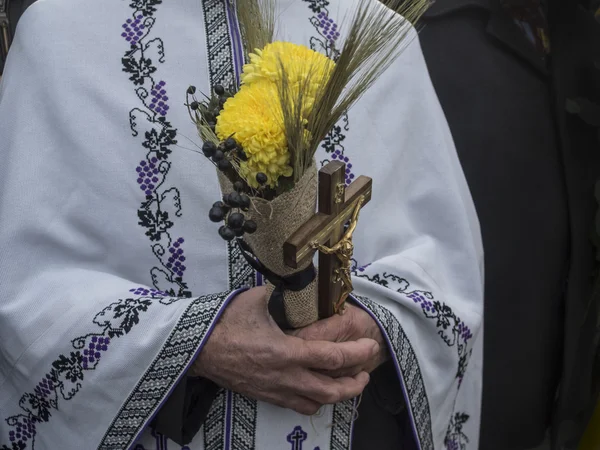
283, 161, 372, 319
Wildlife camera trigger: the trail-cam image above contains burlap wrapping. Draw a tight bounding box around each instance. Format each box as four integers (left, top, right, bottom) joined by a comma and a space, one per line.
218, 164, 319, 328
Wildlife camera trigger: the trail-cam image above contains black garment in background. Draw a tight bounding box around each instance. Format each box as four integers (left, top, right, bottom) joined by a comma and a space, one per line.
419, 1, 600, 449
0, 0, 37, 75
352, 361, 415, 450
154, 360, 414, 449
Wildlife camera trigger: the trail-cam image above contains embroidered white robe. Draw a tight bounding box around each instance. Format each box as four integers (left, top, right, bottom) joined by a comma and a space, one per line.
0, 0, 484, 449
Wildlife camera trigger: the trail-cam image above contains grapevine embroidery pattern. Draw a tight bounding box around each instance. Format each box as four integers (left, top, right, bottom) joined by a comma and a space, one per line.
353, 266, 473, 449
353, 296, 433, 450
444, 412, 470, 450
354, 269, 473, 382
0, 287, 171, 450
302, 0, 355, 185
122, 0, 191, 298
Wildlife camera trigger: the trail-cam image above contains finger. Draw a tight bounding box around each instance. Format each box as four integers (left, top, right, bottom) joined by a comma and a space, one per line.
259, 392, 323, 416
294, 370, 370, 405
291, 337, 379, 371
288, 314, 344, 342
318, 364, 365, 379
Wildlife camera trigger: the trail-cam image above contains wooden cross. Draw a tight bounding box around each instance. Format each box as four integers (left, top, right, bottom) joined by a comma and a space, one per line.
283, 161, 372, 319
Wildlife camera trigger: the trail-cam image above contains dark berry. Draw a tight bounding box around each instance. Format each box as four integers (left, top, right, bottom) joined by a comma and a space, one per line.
187, 86, 196, 95
222, 193, 232, 206
190, 101, 199, 110
228, 192, 242, 207
213, 201, 226, 209
235, 227, 245, 237
219, 226, 236, 241
212, 150, 224, 162
209, 207, 225, 222
202, 141, 217, 157
228, 212, 245, 229
256, 172, 268, 185
239, 194, 250, 209
243, 220, 257, 234
218, 159, 232, 171
233, 181, 245, 192
237, 148, 248, 161
214, 85, 225, 96
224, 138, 237, 150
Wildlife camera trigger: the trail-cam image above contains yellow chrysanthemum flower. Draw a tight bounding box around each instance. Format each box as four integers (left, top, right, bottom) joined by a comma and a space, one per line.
217, 42, 334, 188
241, 41, 334, 99
216, 80, 293, 188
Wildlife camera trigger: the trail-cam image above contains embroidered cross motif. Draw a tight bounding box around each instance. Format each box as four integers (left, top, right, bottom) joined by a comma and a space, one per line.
286, 426, 307, 450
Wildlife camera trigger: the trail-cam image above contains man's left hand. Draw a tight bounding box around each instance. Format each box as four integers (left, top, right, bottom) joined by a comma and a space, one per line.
289, 303, 389, 377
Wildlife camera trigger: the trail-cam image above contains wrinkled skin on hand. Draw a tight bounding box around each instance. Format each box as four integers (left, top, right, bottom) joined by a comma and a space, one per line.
289, 303, 389, 377
192, 287, 379, 415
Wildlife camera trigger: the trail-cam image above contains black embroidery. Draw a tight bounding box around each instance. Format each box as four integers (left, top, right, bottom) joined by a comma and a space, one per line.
0, 287, 190, 450
201, 1, 258, 448
354, 296, 434, 450
330, 399, 355, 450
354, 269, 473, 381
353, 266, 475, 447
445, 412, 470, 450
99, 291, 232, 449
121, 3, 191, 298
302, 0, 355, 185
303, 0, 330, 15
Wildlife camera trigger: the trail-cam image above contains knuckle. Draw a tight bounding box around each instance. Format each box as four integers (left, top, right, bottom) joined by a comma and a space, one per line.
294, 403, 321, 416
327, 347, 346, 370
323, 386, 342, 404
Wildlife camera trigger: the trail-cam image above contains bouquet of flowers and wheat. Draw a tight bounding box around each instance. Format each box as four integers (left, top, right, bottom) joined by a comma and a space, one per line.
186, 0, 429, 329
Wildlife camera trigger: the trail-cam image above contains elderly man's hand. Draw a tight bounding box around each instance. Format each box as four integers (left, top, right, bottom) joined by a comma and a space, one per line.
191, 287, 379, 416
289, 303, 389, 377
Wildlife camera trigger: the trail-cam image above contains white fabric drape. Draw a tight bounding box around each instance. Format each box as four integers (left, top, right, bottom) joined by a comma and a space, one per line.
0, 0, 483, 449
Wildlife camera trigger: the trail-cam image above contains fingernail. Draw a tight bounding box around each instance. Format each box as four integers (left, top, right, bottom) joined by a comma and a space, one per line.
371, 342, 379, 355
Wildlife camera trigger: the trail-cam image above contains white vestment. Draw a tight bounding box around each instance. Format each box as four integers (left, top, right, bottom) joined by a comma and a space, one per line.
0, 0, 484, 448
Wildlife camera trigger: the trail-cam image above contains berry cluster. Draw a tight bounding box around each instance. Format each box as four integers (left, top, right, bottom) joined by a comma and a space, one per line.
150, 81, 169, 117
136, 157, 160, 196
8, 417, 35, 443
82, 336, 111, 370
186, 84, 273, 239
209, 180, 259, 241
167, 238, 187, 277
317, 11, 340, 45
121, 15, 145, 46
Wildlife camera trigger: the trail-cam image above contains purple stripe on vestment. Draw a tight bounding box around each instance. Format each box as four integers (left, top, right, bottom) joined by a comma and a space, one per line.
129, 288, 249, 448
351, 296, 423, 450
225, 0, 245, 85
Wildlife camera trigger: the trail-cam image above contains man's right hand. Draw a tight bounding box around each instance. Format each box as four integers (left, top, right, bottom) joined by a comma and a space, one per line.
191, 286, 378, 415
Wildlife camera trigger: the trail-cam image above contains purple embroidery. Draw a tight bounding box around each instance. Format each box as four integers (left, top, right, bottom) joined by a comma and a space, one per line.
303, 1, 356, 185
407, 292, 473, 344
444, 412, 470, 450
353, 269, 473, 382
2, 287, 168, 449
330, 149, 355, 184
149, 80, 170, 117
136, 157, 161, 196
287, 426, 308, 450
121, 15, 146, 46
166, 237, 187, 278
316, 11, 340, 45
81, 336, 111, 370
121, 1, 190, 297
